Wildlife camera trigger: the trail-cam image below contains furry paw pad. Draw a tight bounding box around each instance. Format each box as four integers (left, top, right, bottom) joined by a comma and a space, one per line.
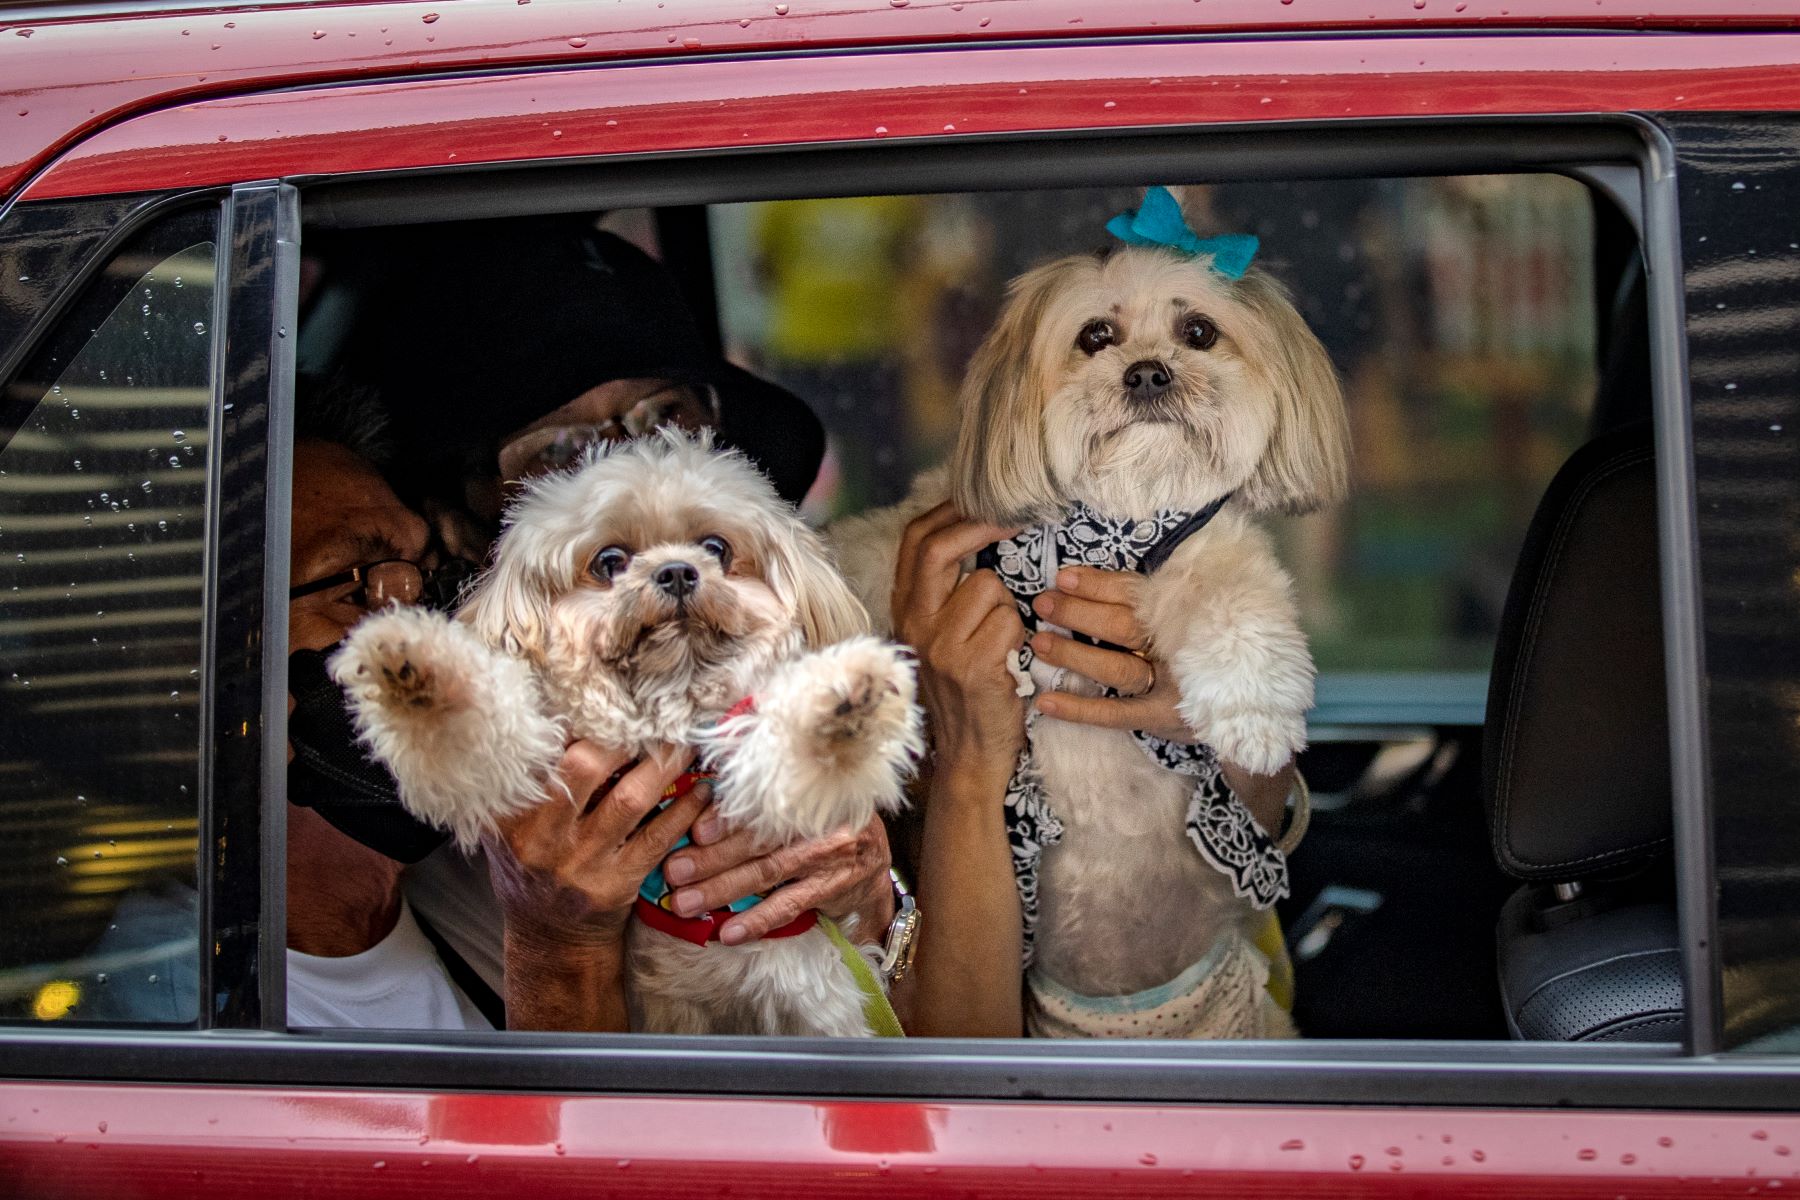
329, 608, 468, 717
809, 645, 913, 757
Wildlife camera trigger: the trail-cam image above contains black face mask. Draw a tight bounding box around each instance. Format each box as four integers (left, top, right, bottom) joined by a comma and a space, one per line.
287, 645, 451, 864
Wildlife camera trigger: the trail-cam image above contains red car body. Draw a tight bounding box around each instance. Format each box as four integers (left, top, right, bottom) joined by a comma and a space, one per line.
2, 1, 1798, 1194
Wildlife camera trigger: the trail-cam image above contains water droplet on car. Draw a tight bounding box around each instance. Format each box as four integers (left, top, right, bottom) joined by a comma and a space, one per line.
682, 36, 701, 46
55, 856, 68, 867
1578, 1148, 1597, 1161
738, 17, 751, 26
193, 321, 205, 334
1470, 1149, 1486, 1162
1622, 1153, 1637, 1164
874, 125, 888, 135
1281, 1139, 1305, 1151
1139, 1153, 1157, 1166
15, 28, 33, 38
141, 480, 152, 492
568, 36, 587, 47
169, 456, 181, 468
95, 973, 107, 984
552, 129, 562, 137
73, 460, 82, 470
775, 2, 789, 11
890, 0, 908, 6
1348, 1155, 1364, 1170
943, 123, 956, 131
158, 521, 168, 532
172, 430, 186, 441
978, 15, 990, 25
1732, 181, 1747, 191
1414, 0, 1426, 8
312, 29, 326, 39
422, 11, 439, 21
372, 1160, 386, 1169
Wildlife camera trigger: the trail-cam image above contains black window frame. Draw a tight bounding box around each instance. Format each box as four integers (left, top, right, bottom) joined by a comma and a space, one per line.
0, 110, 1769, 1109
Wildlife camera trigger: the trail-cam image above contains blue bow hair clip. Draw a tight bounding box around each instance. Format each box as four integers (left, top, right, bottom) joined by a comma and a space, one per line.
1105, 186, 1259, 280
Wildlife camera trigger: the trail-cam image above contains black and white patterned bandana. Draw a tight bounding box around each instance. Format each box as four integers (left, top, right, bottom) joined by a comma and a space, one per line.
977, 497, 1291, 966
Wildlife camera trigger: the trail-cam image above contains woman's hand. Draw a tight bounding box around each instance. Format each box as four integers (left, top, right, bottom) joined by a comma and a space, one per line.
483, 741, 707, 1030
891, 502, 1028, 780
1031, 565, 1296, 835
1028, 565, 1191, 742
888, 502, 1031, 1036
661, 810, 895, 945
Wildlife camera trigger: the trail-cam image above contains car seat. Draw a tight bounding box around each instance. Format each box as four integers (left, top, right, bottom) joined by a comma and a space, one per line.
1484, 420, 1685, 1042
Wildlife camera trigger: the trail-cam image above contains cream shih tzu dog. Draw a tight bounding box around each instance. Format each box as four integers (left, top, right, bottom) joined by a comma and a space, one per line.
329, 430, 922, 1037
833, 187, 1348, 1039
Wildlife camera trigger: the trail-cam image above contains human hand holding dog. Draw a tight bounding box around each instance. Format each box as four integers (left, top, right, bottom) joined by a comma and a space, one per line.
661, 810, 894, 946
892, 501, 1030, 1036
892, 501, 1029, 782
484, 740, 708, 1031
1031, 565, 1296, 837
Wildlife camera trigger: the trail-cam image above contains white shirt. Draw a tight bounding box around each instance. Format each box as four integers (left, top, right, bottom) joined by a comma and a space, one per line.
286, 897, 493, 1031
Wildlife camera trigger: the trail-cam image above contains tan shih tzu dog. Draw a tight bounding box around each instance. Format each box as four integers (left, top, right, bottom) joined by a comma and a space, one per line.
833, 188, 1348, 1039
329, 430, 922, 1036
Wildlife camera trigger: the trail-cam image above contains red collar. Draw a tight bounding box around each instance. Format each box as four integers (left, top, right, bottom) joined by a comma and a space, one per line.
633, 897, 819, 946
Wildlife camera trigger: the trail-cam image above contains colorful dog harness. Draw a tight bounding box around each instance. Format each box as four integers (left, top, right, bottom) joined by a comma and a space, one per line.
977, 496, 1298, 967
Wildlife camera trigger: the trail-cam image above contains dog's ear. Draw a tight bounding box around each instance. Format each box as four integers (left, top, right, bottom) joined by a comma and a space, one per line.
1232, 270, 1352, 515
762, 522, 871, 648
455, 535, 556, 663
950, 256, 1085, 524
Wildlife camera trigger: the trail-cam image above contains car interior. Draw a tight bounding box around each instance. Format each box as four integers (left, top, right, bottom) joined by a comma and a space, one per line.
0, 149, 1678, 1044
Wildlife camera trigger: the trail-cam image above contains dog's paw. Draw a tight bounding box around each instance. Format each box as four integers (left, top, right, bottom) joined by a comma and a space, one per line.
811, 641, 915, 757
330, 608, 469, 717
1200, 708, 1306, 777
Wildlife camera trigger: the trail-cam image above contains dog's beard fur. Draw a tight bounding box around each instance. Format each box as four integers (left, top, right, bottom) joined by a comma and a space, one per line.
538, 541, 800, 753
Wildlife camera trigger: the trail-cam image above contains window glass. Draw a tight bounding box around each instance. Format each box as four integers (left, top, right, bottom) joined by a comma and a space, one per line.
0, 209, 218, 1024
711, 178, 1597, 707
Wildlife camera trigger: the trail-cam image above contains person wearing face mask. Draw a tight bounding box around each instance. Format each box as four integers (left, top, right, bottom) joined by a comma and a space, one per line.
91, 383, 716, 1030
337, 214, 908, 995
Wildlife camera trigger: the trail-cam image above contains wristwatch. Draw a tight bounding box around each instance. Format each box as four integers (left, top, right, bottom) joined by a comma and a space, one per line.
878, 868, 921, 987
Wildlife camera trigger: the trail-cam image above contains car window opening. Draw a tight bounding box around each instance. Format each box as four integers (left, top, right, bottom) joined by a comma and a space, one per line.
2, 172, 1674, 1050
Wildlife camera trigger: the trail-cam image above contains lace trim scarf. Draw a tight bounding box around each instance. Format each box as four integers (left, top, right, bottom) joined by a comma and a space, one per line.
977, 499, 1291, 967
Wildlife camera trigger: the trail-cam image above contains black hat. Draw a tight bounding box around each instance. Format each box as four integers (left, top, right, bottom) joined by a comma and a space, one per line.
344, 214, 823, 505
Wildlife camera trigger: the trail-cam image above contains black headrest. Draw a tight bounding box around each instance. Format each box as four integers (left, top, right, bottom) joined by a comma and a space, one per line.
1484, 422, 1671, 881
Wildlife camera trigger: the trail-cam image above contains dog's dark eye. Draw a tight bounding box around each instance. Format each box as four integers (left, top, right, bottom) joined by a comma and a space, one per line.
1180, 314, 1220, 351
1076, 319, 1116, 356
589, 545, 632, 582
699, 534, 733, 572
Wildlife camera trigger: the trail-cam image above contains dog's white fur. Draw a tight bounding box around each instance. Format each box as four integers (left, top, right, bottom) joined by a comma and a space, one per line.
330, 431, 922, 1036
832, 235, 1347, 1032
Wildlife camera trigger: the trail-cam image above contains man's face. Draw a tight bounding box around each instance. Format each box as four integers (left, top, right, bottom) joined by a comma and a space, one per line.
289, 438, 432, 654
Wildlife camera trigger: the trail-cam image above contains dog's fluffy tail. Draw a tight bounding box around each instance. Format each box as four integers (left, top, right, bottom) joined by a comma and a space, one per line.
329, 605, 565, 849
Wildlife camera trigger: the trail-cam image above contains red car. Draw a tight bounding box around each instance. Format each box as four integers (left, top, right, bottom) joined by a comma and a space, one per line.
3, 0, 1800, 1194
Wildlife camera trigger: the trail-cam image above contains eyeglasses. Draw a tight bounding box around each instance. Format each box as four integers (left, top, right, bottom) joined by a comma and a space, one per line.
289, 558, 477, 613
498, 382, 721, 481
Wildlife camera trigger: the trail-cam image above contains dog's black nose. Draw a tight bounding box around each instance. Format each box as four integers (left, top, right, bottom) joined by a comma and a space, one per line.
653, 561, 700, 599
1123, 359, 1173, 403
